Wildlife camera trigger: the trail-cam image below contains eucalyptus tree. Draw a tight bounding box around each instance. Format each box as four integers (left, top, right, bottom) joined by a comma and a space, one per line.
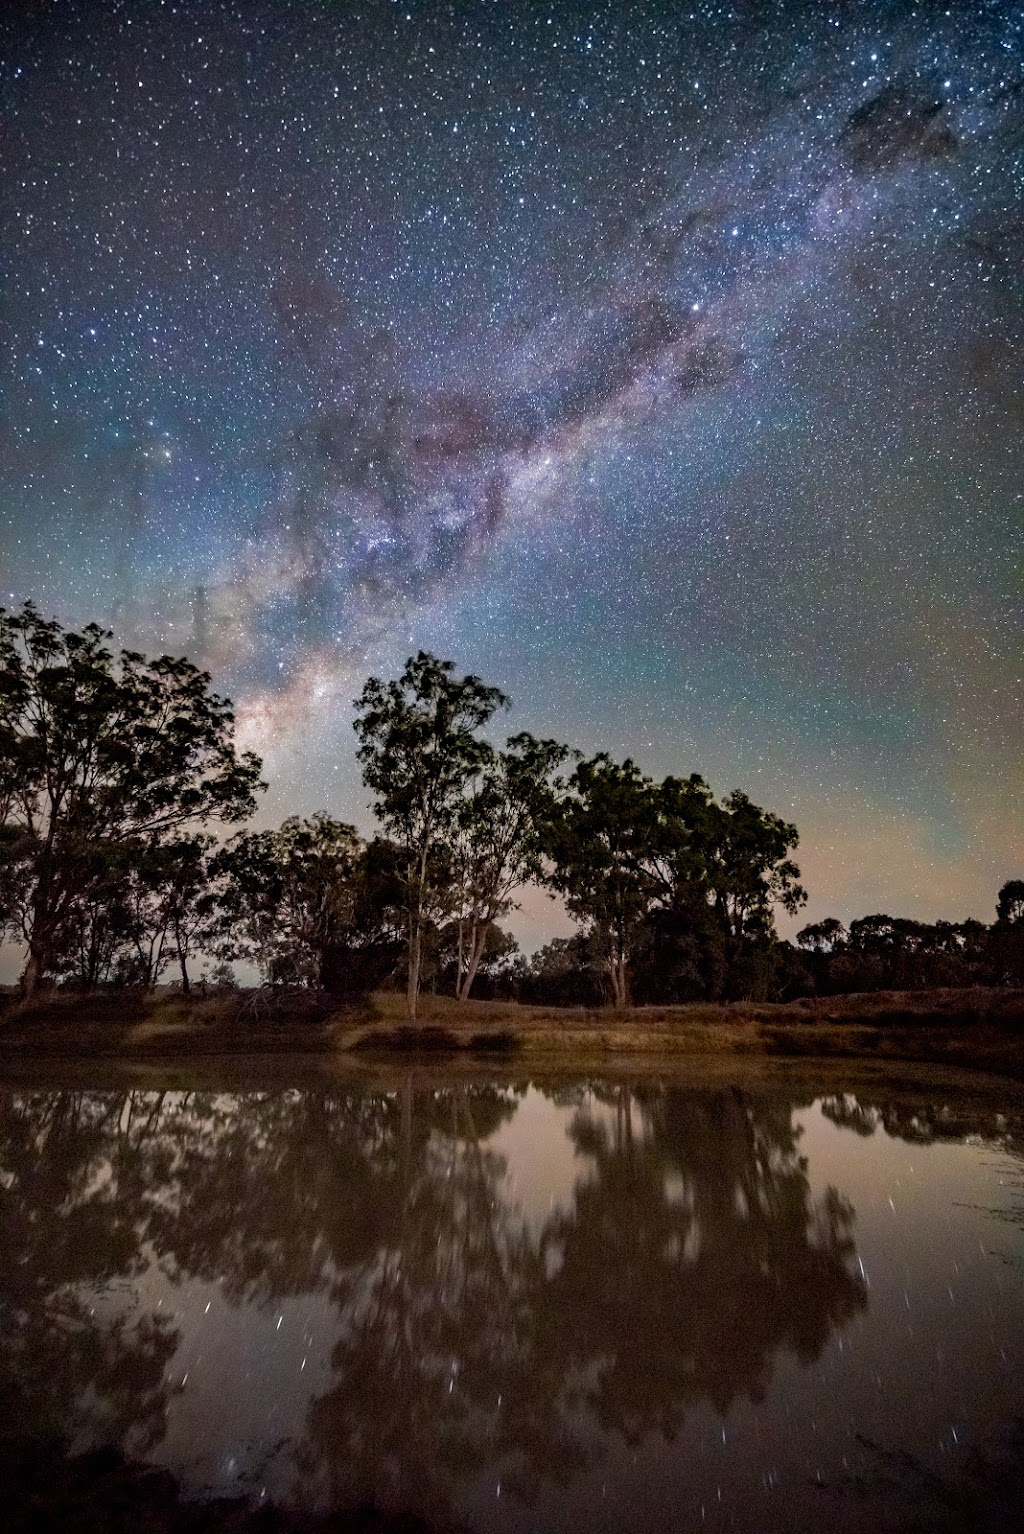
0, 825, 39, 964
709, 790, 806, 939
353, 652, 507, 1019
0, 601, 263, 995
122, 835, 221, 993
216, 813, 365, 987
996, 879, 1024, 927
37, 834, 220, 993
690, 789, 806, 998
52, 842, 136, 988
450, 731, 568, 1000
546, 758, 807, 1005
796, 917, 848, 954
545, 754, 662, 1007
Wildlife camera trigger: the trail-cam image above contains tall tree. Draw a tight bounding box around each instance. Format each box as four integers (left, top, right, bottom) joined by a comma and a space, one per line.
647, 785, 806, 1001
704, 790, 806, 998
546, 759, 806, 1005
353, 653, 507, 1019
545, 755, 662, 1006
0, 602, 263, 995
48, 840, 135, 989
450, 732, 568, 1000
123, 835, 220, 993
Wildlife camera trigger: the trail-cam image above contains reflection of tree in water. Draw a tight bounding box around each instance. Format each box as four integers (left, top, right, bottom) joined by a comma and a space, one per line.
532, 1086, 867, 1441
0, 1088, 177, 1454
809, 1086, 1024, 1533
302, 1081, 578, 1519
0, 1080, 534, 1512
303, 1083, 870, 1518
820, 1091, 1023, 1147
2, 1079, 874, 1523
821, 1089, 1024, 1234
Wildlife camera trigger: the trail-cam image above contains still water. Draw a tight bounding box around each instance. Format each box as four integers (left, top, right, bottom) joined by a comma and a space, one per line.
1, 1065, 1022, 1532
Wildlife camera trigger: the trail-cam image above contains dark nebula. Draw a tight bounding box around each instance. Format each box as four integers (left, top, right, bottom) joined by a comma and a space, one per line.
1, 0, 1021, 935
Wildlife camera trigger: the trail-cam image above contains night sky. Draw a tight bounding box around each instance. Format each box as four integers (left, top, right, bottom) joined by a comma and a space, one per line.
2, 0, 1022, 945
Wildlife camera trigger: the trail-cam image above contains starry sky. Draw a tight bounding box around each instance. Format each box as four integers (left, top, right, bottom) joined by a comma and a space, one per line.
2, 0, 1022, 946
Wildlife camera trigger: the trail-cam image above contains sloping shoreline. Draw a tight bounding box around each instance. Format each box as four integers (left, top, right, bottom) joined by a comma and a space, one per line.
1, 986, 1022, 1079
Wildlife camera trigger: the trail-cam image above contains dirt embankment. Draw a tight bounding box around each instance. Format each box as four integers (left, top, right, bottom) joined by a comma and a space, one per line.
1, 986, 1023, 1076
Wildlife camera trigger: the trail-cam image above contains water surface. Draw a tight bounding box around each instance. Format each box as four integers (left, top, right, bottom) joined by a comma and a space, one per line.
2, 1065, 1022, 1531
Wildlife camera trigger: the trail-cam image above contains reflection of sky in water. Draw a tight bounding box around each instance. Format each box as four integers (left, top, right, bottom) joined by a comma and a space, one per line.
489, 1086, 612, 1234
3, 1075, 1022, 1530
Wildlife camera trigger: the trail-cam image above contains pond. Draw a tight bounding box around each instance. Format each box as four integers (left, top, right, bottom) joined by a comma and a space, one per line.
1, 1062, 1022, 1532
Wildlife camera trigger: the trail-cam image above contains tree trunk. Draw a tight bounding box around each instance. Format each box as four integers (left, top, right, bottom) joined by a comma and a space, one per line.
459, 923, 488, 1001
22, 881, 55, 998
20, 945, 45, 1000
455, 918, 465, 998
608, 950, 628, 1008
173, 916, 191, 995
407, 919, 421, 1021
406, 847, 431, 1022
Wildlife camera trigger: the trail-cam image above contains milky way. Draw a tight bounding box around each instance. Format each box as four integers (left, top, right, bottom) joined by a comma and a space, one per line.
1, 0, 1022, 940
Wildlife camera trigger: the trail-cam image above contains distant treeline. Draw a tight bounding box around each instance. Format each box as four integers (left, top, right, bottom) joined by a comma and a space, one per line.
516, 896, 1024, 1008
789, 900, 1024, 996
1, 603, 1021, 1015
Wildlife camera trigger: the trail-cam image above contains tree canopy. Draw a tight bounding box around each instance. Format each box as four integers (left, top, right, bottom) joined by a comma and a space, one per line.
0, 602, 263, 993
0, 607, 1017, 1010
545, 757, 806, 1005
449, 730, 568, 1000
353, 651, 508, 1017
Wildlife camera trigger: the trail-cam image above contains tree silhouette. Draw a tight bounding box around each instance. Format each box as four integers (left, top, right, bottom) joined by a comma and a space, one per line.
545, 755, 663, 1006
0, 602, 263, 995
353, 653, 508, 1018
531, 1084, 865, 1439
449, 732, 568, 999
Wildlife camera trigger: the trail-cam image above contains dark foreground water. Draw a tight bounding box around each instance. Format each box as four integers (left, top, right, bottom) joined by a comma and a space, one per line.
1, 1064, 1023, 1533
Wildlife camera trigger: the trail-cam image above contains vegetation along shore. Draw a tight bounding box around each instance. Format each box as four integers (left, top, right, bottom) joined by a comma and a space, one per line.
1, 601, 1021, 1069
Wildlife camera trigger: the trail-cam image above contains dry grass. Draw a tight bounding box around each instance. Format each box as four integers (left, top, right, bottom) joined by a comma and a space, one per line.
0, 984, 1022, 1075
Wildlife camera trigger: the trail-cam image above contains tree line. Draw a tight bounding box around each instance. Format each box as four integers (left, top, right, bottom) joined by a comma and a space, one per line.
1, 602, 1020, 1014
790, 892, 1024, 996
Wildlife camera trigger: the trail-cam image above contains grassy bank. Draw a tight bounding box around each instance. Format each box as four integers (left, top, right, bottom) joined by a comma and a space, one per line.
1, 985, 1023, 1077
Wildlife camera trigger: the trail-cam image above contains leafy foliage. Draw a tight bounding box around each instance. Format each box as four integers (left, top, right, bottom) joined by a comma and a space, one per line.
216, 815, 404, 992
0, 602, 262, 992
796, 909, 999, 993
449, 731, 568, 998
544, 757, 806, 1004
1, 608, 1017, 1008
353, 651, 508, 1016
